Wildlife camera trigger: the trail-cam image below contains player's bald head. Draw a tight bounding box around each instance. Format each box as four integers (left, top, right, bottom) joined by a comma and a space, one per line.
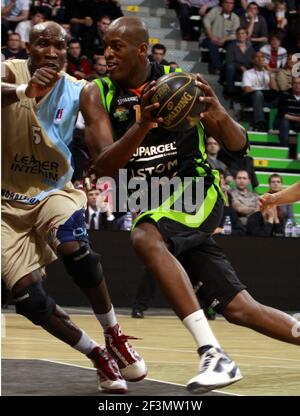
29, 21, 68, 44
106, 16, 149, 46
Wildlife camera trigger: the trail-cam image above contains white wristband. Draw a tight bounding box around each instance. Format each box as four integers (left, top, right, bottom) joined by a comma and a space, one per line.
16, 84, 29, 101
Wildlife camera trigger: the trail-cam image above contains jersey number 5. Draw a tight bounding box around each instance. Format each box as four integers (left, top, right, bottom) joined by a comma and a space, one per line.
32, 126, 42, 144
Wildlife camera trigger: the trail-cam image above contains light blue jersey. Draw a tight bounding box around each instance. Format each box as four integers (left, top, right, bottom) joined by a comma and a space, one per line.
2, 60, 86, 204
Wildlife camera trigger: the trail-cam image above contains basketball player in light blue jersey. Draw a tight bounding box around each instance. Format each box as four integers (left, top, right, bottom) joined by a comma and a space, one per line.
1, 21, 148, 394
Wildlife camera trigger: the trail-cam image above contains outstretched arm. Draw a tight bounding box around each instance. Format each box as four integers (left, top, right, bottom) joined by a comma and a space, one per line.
196, 74, 248, 153
2, 64, 60, 107
80, 81, 161, 177
259, 182, 300, 211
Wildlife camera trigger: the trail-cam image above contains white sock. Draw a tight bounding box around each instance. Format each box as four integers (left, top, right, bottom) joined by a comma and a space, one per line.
73, 330, 98, 355
183, 310, 220, 350
95, 305, 117, 331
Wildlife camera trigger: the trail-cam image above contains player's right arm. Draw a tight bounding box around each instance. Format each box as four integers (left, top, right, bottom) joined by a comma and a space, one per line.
2, 64, 59, 107
259, 181, 300, 211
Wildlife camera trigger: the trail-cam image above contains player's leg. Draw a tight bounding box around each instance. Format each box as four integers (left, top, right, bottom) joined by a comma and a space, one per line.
2, 200, 128, 394
131, 197, 242, 393
39, 191, 146, 384
182, 237, 300, 346
223, 291, 300, 346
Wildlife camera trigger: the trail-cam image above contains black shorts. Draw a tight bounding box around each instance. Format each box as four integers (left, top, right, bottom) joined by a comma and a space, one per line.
178, 237, 246, 313
134, 185, 246, 313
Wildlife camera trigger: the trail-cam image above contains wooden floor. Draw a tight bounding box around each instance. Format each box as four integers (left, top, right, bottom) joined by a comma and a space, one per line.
2, 311, 300, 396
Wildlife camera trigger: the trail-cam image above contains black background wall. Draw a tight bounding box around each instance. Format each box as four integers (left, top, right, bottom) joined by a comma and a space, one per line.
45, 232, 300, 311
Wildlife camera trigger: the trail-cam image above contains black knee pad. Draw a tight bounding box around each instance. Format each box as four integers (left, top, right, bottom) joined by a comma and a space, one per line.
62, 244, 103, 288
14, 282, 56, 325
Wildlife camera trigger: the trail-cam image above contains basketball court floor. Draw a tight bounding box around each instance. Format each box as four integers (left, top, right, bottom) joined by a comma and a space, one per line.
2, 308, 300, 396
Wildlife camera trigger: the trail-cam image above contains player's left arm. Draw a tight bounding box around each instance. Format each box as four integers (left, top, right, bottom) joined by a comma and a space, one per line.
196, 74, 248, 155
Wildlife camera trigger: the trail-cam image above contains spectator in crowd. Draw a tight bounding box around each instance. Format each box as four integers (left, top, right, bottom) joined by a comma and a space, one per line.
269, 52, 293, 91
275, 76, 300, 147
81, 15, 112, 58
240, 2, 268, 51
260, 31, 287, 72
177, 0, 219, 41
148, 43, 169, 65
218, 148, 259, 190
85, 188, 117, 231
94, 0, 123, 21
274, 1, 288, 33
202, 0, 240, 74
2, 32, 28, 59
267, 173, 294, 223
67, 39, 92, 79
246, 204, 284, 236
85, 55, 107, 80
64, 0, 96, 39
213, 170, 246, 235
1, 0, 30, 37
15, 6, 46, 49
242, 50, 278, 131
221, 26, 255, 96
230, 170, 259, 225
205, 137, 233, 182
286, 3, 300, 52
30, 0, 65, 22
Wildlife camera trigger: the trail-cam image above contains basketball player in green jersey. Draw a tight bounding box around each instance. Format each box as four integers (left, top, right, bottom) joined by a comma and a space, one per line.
90, 16, 300, 394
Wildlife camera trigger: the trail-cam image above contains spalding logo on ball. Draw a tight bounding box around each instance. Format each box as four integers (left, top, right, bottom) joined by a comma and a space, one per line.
151, 71, 205, 132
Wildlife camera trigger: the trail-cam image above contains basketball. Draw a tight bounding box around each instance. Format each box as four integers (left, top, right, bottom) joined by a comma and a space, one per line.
151, 72, 205, 131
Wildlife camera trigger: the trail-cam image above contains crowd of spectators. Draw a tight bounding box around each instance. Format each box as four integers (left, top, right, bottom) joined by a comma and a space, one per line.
166, 0, 300, 143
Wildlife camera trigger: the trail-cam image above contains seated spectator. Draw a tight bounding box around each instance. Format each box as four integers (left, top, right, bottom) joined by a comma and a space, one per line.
218, 148, 259, 190
2, 32, 28, 59
15, 6, 46, 49
85, 187, 117, 231
246, 205, 284, 236
240, 2, 268, 51
267, 173, 294, 223
148, 43, 169, 65
260, 31, 287, 72
205, 137, 233, 182
66, 39, 92, 80
81, 15, 111, 58
275, 76, 300, 148
242, 50, 278, 131
202, 0, 240, 74
274, 1, 287, 33
94, 0, 123, 21
229, 170, 259, 225
64, 0, 96, 40
30, 0, 65, 22
85, 55, 107, 81
269, 52, 293, 91
286, 4, 300, 52
177, 0, 218, 41
221, 26, 255, 96
213, 170, 246, 235
2, 0, 29, 43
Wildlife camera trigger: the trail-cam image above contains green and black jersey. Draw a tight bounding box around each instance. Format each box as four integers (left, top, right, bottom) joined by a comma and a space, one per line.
94, 63, 225, 234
